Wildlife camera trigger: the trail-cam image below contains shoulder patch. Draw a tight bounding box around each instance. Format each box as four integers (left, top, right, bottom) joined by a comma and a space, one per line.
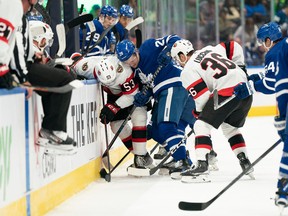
117, 64, 123, 73
82, 62, 88, 71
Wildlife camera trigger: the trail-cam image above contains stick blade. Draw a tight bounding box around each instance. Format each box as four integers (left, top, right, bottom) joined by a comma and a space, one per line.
178, 201, 209, 211
66, 14, 93, 29
56, 24, 66, 57
125, 16, 144, 31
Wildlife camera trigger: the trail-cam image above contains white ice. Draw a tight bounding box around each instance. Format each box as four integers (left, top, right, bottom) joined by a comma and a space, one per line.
46, 116, 288, 216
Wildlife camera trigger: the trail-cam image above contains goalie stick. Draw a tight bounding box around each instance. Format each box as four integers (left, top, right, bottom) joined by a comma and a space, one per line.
213, 89, 236, 110
18, 80, 84, 94
178, 138, 282, 211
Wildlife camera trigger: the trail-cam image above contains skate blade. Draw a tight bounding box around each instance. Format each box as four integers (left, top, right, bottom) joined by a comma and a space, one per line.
170, 172, 181, 180
209, 165, 219, 171
181, 175, 211, 183
158, 168, 169, 176
247, 172, 256, 180
37, 138, 75, 151
43, 147, 77, 156
127, 166, 151, 177
278, 204, 285, 216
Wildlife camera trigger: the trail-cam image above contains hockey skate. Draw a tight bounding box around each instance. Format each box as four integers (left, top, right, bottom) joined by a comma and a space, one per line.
275, 178, 288, 215
181, 160, 211, 183
37, 128, 77, 155
127, 152, 154, 177
237, 152, 255, 180
153, 146, 167, 160
207, 149, 219, 171
159, 157, 192, 180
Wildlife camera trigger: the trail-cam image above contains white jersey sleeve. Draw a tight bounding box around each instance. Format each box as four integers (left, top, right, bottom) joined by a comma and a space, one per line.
0, 0, 23, 65
73, 56, 103, 79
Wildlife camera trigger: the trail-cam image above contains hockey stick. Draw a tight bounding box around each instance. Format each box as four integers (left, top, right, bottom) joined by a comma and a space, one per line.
64, 14, 93, 33
178, 138, 282, 211
135, 29, 142, 48
100, 140, 163, 179
149, 129, 194, 175
34, 3, 51, 25
19, 80, 84, 93
70, 23, 117, 68
125, 16, 144, 31
55, 24, 66, 58
213, 89, 236, 110
101, 65, 163, 160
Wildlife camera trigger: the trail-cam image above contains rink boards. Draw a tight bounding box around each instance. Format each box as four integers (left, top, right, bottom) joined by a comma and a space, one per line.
0, 67, 276, 216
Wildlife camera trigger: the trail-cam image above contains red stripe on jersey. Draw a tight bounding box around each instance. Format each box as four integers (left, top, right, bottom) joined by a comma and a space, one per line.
121, 72, 139, 95
195, 144, 212, 150
231, 142, 246, 150
217, 86, 235, 96
0, 18, 15, 44
186, 78, 208, 99
228, 41, 235, 61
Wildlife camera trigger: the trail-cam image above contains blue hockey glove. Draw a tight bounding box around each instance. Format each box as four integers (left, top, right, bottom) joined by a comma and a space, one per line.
248, 71, 265, 82
157, 45, 172, 67
133, 88, 153, 107
274, 116, 286, 141
234, 80, 255, 99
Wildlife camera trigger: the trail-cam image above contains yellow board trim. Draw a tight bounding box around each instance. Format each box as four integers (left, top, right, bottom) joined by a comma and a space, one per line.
248, 106, 277, 117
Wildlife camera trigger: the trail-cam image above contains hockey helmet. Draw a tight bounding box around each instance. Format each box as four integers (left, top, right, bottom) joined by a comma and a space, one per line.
94, 58, 117, 85
29, 20, 54, 51
119, 5, 134, 18
257, 22, 282, 45
116, 39, 136, 62
100, 5, 118, 18
170, 39, 194, 64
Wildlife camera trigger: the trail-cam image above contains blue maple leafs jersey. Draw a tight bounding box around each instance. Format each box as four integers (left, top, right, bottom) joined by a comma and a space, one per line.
79, 19, 113, 56
253, 42, 280, 94
135, 34, 182, 97
275, 37, 288, 118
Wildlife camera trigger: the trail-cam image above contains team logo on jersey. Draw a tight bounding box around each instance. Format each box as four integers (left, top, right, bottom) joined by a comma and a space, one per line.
116, 64, 123, 73
136, 68, 154, 88
82, 62, 88, 71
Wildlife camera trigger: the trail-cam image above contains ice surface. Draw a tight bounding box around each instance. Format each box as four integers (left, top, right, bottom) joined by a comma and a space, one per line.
46, 116, 288, 216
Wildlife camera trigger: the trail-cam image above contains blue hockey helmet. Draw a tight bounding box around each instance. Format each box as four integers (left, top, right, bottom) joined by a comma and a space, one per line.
257, 22, 282, 44
116, 39, 136, 62
100, 5, 118, 18
119, 5, 134, 18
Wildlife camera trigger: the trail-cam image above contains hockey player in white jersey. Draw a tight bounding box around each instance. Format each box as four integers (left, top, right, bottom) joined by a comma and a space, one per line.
0, 0, 23, 88
170, 40, 254, 183
72, 55, 154, 175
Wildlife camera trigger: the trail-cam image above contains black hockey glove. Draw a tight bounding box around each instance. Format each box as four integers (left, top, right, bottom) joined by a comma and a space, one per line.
100, 103, 121, 124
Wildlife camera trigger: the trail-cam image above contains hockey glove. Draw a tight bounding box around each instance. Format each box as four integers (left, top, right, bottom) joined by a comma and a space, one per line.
274, 116, 286, 142
234, 80, 255, 99
100, 103, 121, 124
248, 71, 265, 82
133, 88, 153, 107
192, 109, 201, 119
157, 45, 172, 67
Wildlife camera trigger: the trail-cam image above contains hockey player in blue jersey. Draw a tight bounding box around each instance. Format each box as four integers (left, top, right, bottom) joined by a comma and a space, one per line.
112, 5, 134, 43
79, 5, 118, 56
115, 35, 193, 179
234, 21, 288, 211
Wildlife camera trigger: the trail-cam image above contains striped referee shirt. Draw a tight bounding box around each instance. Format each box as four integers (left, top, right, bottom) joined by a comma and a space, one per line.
10, 15, 35, 83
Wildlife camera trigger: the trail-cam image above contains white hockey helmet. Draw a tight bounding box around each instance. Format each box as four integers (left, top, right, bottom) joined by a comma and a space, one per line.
170, 39, 194, 64
94, 58, 117, 85
29, 20, 54, 51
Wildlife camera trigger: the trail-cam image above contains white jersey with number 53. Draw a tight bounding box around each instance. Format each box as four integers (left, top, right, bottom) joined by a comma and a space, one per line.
74, 55, 139, 108
181, 44, 248, 112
